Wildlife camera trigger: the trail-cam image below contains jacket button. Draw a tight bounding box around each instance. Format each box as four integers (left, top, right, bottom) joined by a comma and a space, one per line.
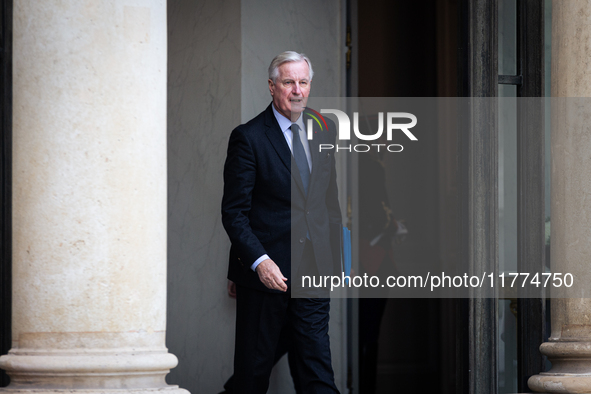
299, 237, 305, 243
306, 210, 310, 215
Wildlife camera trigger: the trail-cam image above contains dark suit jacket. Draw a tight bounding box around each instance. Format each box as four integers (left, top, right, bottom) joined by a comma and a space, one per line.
222, 103, 342, 293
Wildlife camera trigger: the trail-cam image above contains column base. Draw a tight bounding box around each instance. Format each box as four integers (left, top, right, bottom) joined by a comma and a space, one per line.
0, 348, 188, 393
0, 388, 190, 394
529, 375, 591, 394
528, 341, 591, 393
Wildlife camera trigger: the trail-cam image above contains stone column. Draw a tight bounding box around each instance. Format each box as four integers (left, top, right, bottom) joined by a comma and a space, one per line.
529, 1, 591, 392
0, 2, 188, 394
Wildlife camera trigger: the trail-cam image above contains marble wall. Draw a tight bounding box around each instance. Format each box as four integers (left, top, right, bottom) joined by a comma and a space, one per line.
241, 0, 344, 122
166, 0, 345, 392
166, 0, 241, 393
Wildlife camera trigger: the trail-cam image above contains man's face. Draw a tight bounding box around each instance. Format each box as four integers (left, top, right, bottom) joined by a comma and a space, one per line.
268, 60, 311, 120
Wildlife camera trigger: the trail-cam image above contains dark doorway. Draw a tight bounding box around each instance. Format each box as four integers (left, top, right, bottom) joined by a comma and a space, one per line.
0, 0, 12, 388
355, 0, 460, 393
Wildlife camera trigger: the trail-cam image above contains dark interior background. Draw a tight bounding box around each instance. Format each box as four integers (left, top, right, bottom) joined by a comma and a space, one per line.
357, 0, 459, 392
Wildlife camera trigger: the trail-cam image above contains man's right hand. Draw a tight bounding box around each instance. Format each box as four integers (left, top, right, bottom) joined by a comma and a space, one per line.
255, 259, 288, 292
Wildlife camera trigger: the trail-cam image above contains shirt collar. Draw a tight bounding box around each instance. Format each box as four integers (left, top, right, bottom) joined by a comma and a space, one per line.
272, 103, 305, 134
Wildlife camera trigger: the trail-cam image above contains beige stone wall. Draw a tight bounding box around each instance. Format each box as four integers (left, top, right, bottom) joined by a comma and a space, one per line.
166, 0, 241, 392
240, 0, 344, 122
551, 0, 591, 97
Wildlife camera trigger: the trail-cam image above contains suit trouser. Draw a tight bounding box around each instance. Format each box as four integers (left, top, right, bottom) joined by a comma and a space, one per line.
233, 242, 339, 394
223, 323, 300, 393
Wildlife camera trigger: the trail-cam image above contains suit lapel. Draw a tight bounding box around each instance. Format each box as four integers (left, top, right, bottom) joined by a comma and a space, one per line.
263, 104, 306, 197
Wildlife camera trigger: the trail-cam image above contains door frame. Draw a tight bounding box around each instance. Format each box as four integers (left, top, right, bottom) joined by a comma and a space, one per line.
0, 0, 13, 388
458, 0, 546, 392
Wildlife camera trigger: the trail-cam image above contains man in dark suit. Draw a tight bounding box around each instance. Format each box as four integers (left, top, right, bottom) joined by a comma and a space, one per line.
221, 51, 342, 393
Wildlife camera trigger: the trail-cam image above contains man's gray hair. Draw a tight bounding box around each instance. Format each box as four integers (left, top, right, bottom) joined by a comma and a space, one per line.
268, 51, 314, 83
